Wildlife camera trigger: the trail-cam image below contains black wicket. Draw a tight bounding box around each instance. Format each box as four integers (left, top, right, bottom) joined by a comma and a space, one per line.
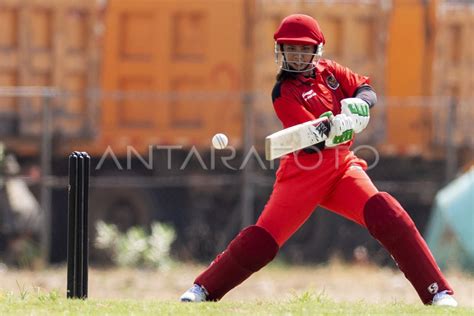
67, 151, 90, 299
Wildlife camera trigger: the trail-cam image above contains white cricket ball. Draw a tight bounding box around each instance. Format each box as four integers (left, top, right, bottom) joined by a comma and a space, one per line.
212, 133, 228, 149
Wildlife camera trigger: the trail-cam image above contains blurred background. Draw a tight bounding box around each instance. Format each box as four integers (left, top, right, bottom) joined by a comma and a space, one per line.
0, 0, 472, 274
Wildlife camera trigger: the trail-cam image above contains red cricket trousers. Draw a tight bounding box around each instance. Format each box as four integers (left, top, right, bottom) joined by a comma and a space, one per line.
257, 147, 378, 246
196, 146, 453, 304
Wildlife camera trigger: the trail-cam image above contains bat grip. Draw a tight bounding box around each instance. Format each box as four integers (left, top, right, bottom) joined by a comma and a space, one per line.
319, 111, 333, 136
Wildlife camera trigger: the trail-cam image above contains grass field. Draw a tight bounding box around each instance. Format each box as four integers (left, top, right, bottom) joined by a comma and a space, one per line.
1, 292, 472, 315
0, 262, 473, 315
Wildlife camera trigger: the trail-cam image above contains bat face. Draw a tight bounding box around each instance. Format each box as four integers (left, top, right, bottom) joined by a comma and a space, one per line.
265, 117, 330, 160
309, 121, 330, 142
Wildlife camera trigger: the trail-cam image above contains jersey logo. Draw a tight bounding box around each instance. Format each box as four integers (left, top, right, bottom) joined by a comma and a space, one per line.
326, 74, 340, 90
302, 89, 317, 101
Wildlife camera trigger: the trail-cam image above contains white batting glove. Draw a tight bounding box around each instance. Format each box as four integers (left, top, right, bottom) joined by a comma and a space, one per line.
341, 98, 370, 133
325, 113, 354, 147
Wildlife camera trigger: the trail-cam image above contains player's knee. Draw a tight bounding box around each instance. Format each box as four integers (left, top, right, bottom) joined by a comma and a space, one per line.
363, 192, 416, 244
228, 225, 279, 272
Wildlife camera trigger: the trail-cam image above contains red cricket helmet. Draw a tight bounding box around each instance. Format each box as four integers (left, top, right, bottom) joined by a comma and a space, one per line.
274, 14, 325, 46
273, 14, 325, 73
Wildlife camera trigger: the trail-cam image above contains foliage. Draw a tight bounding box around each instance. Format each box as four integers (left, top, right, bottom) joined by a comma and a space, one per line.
95, 221, 176, 269
0, 236, 41, 269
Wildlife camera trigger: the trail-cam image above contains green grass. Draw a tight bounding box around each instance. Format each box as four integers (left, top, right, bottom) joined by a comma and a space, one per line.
0, 290, 471, 316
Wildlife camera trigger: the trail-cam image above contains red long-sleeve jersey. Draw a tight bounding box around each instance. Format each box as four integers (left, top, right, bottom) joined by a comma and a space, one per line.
272, 59, 370, 129
256, 59, 375, 245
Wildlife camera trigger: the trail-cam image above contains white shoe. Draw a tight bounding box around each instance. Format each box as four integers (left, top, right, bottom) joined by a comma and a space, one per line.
432, 290, 458, 307
180, 284, 208, 302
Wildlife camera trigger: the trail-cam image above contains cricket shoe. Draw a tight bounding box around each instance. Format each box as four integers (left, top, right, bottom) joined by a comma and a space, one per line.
432, 290, 458, 307
180, 284, 208, 302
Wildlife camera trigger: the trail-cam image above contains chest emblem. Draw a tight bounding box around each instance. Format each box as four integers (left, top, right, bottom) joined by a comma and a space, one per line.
302, 89, 317, 101
326, 74, 340, 90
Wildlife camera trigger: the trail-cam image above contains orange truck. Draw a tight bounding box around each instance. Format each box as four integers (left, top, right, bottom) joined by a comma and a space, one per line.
0, 0, 472, 262
1, 0, 471, 156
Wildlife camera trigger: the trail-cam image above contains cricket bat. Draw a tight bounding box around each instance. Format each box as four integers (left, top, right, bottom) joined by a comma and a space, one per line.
265, 117, 330, 160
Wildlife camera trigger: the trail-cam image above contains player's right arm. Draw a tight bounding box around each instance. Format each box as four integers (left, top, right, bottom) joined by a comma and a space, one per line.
272, 81, 316, 128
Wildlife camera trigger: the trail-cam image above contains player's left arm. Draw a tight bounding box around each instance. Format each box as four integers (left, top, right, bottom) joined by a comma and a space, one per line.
340, 84, 377, 133
329, 60, 377, 134
353, 84, 377, 109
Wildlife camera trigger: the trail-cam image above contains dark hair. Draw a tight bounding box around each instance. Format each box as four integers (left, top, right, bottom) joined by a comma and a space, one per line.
276, 68, 296, 82
276, 44, 297, 82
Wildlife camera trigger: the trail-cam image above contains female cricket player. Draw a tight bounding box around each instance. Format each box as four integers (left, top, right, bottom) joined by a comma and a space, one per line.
180, 14, 457, 306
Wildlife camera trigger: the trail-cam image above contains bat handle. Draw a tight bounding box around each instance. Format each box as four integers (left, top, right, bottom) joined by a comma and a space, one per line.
319, 111, 334, 120
319, 111, 333, 136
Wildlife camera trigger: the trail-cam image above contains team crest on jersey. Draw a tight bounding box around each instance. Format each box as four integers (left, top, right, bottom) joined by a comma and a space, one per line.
326, 74, 340, 90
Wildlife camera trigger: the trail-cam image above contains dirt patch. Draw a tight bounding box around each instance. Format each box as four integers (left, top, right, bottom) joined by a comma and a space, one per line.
1, 262, 472, 306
